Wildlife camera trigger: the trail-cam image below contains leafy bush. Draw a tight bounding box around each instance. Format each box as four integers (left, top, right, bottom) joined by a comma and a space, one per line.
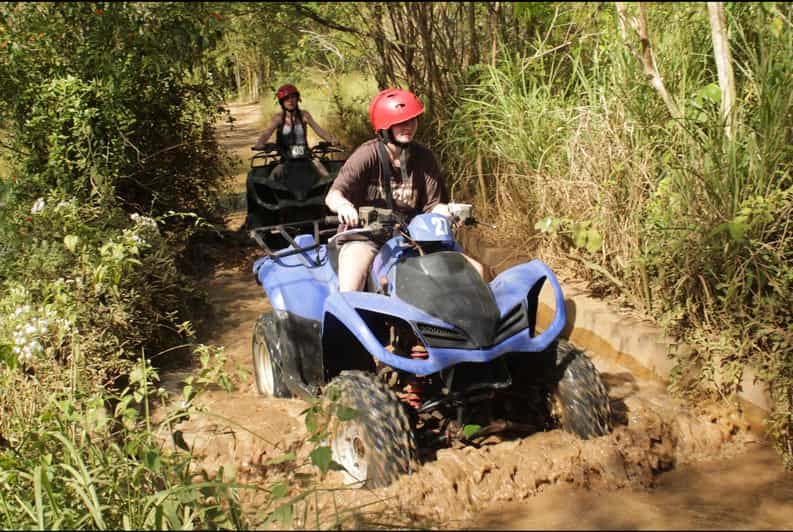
0, 3, 243, 522
0, 352, 251, 530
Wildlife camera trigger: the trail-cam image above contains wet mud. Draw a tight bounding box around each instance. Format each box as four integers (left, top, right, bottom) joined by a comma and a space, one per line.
156, 101, 793, 530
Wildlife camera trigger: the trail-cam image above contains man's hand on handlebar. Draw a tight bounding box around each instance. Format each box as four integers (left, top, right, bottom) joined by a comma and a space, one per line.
337, 203, 359, 226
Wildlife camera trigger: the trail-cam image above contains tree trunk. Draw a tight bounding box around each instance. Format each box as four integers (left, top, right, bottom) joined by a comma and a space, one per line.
246, 65, 253, 102
417, 4, 442, 99
489, 3, 498, 67
707, 2, 736, 138
252, 66, 259, 102
369, 3, 390, 89
468, 2, 479, 68
263, 57, 270, 93
615, 2, 681, 120
234, 60, 242, 100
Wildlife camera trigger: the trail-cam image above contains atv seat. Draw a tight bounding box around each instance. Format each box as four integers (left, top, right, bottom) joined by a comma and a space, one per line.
326, 239, 383, 294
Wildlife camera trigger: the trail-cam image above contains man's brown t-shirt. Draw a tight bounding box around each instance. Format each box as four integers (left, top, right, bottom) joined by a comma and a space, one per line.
329, 139, 449, 221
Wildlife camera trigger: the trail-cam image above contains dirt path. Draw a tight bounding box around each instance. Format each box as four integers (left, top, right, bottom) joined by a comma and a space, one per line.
159, 102, 307, 476
160, 101, 793, 529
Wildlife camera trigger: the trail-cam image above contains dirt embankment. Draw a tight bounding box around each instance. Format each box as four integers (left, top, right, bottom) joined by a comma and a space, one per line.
157, 101, 790, 530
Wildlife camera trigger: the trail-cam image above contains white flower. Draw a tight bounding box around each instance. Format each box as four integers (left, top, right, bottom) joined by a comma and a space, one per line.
131, 213, 158, 230
31, 198, 45, 214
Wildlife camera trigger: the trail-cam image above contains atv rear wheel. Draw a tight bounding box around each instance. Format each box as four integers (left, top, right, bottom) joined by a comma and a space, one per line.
252, 313, 291, 398
549, 340, 611, 438
324, 370, 418, 488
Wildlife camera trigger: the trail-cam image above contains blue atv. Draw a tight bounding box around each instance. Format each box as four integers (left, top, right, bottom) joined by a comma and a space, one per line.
249, 206, 611, 488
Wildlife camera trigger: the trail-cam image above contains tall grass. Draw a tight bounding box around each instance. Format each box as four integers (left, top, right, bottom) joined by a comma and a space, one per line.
0, 352, 248, 530
436, 4, 793, 465
438, 49, 579, 243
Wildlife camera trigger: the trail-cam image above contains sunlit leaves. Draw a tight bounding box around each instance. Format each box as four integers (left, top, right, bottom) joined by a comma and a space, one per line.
63, 235, 79, 253
462, 424, 481, 439
309, 446, 333, 474
535, 216, 603, 254
0, 343, 17, 369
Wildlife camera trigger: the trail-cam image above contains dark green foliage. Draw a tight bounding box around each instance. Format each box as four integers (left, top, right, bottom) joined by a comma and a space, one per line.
0, 2, 230, 216
0, 4, 238, 522
0, 3, 231, 383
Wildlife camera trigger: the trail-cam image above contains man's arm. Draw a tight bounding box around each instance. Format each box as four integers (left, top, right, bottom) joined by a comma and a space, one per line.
325, 141, 376, 226
421, 146, 450, 213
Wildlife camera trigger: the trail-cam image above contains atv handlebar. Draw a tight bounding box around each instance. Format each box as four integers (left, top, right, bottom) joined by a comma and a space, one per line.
251, 206, 488, 259
251, 142, 279, 153
312, 141, 346, 154
250, 142, 345, 154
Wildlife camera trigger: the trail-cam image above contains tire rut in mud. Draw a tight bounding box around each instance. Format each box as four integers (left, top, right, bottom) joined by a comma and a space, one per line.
303, 390, 749, 526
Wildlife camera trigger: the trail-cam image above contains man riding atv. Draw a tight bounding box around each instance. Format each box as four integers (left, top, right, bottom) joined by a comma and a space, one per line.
325, 87, 486, 290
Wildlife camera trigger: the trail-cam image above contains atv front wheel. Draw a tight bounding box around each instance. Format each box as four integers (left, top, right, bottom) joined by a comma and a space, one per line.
324, 370, 418, 488
252, 313, 291, 398
549, 340, 611, 439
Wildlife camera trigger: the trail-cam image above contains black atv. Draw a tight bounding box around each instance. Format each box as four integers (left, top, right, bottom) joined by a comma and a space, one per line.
245, 141, 346, 243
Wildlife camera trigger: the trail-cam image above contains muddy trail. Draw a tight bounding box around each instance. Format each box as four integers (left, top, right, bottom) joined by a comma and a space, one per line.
159, 101, 793, 529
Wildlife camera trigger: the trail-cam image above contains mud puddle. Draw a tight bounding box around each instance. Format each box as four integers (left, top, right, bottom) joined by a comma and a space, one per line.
155, 101, 792, 529
467, 442, 793, 530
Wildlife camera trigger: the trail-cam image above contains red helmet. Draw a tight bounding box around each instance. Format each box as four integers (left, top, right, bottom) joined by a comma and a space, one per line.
368, 88, 424, 132
276, 84, 300, 102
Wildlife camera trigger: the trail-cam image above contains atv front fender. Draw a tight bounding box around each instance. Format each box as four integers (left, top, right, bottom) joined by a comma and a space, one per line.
322, 266, 567, 375
489, 259, 566, 345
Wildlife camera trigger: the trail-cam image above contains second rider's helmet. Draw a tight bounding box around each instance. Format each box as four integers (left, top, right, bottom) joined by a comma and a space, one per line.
276, 84, 300, 104
368, 88, 425, 133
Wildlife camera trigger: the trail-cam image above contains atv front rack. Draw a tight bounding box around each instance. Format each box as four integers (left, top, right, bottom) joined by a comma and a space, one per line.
250, 142, 346, 168
249, 216, 339, 264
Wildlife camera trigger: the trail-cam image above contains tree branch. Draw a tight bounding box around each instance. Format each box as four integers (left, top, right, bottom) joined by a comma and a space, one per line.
615, 2, 681, 120
285, 3, 364, 36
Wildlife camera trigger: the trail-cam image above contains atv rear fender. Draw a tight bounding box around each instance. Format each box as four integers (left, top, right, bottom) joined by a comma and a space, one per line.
252, 239, 333, 322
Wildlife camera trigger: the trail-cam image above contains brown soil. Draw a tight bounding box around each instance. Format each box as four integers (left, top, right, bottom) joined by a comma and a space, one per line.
156, 101, 793, 530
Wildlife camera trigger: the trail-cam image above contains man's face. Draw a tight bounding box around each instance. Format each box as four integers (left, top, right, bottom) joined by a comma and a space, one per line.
391, 117, 418, 143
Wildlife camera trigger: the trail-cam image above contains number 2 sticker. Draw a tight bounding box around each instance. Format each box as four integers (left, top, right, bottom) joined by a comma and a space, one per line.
431, 217, 448, 236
